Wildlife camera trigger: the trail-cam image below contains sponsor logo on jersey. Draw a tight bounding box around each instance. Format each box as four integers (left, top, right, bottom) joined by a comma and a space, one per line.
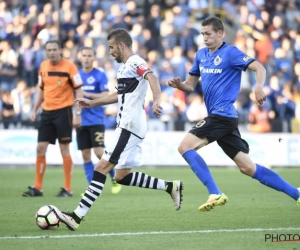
243, 55, 251, 62
200, 67, 223, 74
82, 86, 95, 90
214, 55, 222, 66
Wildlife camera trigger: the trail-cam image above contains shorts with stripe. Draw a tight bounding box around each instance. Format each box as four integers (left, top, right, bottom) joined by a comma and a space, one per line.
189, 114, 249, 159
102, 127, 143, 169
76, 125, 105, 150
38, 106, 73, 144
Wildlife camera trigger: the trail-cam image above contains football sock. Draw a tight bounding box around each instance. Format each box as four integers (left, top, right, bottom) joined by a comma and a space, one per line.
109, 168, 115, 180
75, 171, 106, 218
83, 161, 94, 184
183, 149, 221, 194
253, 164, 299, 200
34, 156, 46, 191
117, 172, 167, 190
63, 155, 73, 193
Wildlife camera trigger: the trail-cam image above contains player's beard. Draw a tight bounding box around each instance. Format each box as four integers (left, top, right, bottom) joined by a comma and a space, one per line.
115, 47, 122, 63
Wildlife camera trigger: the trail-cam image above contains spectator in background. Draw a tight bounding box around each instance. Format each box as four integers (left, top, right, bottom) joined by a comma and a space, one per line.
18, 35, 35, 87
0, 40, 18, 92
0, 90, 15, 129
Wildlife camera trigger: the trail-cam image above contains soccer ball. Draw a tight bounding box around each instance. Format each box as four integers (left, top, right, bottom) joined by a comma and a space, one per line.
35, 205, 60, 230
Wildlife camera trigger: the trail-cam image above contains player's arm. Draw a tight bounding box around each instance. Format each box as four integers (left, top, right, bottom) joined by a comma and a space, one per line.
76, 91, 118, 109
145, 72, 162, 117
83, 90, 109, 100
248, 61, 266, 105
166, 74, 200, 93
91, 91, 118, 106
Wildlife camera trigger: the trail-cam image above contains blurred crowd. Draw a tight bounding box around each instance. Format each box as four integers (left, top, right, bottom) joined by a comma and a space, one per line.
0, 0, 300, 133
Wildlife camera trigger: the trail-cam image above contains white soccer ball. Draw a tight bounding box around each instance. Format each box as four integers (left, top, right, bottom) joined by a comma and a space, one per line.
35, 205, 60, 230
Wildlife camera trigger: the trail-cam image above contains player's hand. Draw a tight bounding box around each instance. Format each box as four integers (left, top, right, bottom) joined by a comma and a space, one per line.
254, 86, 266, 106
166, 77, 181, 89
75, 98, 93, 109
152, 100, 163, 117
30, 111, 36, 122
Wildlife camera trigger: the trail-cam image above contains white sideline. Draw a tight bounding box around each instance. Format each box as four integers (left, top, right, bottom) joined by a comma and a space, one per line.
1, 227, 300, 240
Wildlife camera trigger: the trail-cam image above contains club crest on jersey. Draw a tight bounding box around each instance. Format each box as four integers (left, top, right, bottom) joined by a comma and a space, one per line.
87, 76, 95, 84
214, 55, 222, 66
57, 80, 62, 86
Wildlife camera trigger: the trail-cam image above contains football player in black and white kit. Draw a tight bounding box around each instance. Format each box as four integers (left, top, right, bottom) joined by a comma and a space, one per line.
54, 28, 184, 231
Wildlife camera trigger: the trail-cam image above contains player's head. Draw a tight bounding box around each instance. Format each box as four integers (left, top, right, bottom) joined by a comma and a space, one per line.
201, 16, 224, 52
107, 28, 132, 63
45, 40, 62, 64
80, 46, 96, 70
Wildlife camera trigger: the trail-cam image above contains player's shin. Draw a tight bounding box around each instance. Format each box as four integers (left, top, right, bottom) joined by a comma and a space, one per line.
75, 171, 107, 218
183, 149, 221, 194
252, 164, 299, 200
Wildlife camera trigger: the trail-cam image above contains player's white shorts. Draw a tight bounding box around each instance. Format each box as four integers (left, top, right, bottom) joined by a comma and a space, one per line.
102, 127, 143, 169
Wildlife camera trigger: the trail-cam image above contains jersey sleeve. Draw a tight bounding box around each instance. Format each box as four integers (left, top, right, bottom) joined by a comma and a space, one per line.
99, 71, 109, 92
229, 46, 255, 71
69, 63, 83, 89
136, 62, 153, 78
189, 51, 201, 76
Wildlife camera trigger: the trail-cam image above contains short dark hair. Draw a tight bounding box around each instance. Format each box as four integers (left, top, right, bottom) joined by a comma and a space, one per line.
107, 28, 132, 47
45, 40, 61, 49
80, 46, 96, 55
202, 16, 224, 32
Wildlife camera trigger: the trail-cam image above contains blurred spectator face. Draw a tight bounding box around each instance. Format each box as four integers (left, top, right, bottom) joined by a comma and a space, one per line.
270, 75, 279, 90
16, 80, 27, 92
294, 62, 300, 76
150, 5, 160, 18
45, 42, 61, 64
272, 15, 282, 29
261, 10, 269, 24
274, 47, 285, 59
62, 0, 71, 11
126, 1, 136, 11
80, 48, 95, 70
282, 38, 291, 52
22, 35, 32, 49
83, 37, 93, 47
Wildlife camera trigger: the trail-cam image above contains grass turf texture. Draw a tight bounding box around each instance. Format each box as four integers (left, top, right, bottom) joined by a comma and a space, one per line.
0, 166, 299, 250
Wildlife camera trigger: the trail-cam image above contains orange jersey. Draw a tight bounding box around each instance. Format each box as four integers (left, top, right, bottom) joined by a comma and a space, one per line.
38, 58, 83, 110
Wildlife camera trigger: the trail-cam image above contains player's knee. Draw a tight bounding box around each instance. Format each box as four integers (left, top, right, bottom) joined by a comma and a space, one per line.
36, 145, 47, 155
178, 144, 186, 155
238, 164, 255, 177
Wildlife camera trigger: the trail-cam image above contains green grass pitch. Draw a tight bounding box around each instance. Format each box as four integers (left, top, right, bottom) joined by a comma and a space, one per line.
0, 166, 299, 250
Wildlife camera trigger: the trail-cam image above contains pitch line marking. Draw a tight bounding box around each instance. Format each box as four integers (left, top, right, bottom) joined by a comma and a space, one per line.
1, 227, 300, 240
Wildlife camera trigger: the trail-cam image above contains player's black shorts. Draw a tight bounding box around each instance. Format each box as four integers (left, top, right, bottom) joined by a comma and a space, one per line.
76, 125, 105, 150
38, 106, 73, 144
189, 114, 249, 159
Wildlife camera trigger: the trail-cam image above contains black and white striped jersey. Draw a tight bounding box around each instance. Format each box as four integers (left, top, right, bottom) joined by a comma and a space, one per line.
116, 54, 153, 138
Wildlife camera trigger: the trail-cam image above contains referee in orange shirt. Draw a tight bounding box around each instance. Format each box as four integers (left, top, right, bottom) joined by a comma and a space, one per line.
22, 40, 83, 197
